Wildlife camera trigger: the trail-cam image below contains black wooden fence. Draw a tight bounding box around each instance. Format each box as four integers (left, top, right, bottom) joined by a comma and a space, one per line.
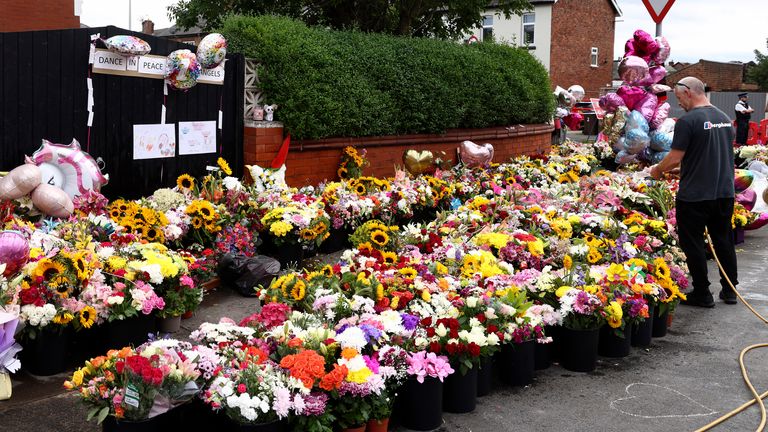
0, 26, 244, 199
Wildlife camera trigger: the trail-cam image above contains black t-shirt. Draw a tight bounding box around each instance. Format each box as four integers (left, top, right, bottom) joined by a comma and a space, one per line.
671, 105, 735, 202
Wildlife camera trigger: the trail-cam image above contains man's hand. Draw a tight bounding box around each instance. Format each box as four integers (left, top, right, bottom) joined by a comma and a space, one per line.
649, 164, 663, 180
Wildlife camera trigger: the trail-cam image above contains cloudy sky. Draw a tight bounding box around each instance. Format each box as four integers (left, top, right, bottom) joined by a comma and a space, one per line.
80, 0, 768, 63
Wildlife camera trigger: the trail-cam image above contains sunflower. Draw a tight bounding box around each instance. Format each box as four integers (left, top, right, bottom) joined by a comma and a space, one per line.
78, 306, 97, 329
53, 282, 73, 298
217, 157, 233, 175
109, 207, 121, 219
191, 216, 204, 230
358, 242, 374, 252
370, 230, 389, 247
71, 251, 91, 281
313, 222, 328, 235
653, 258, 671, 280
563, 254, 573, 270
354, 183, 367, 195
321, 265, 334, 277
53, 312, 74, 325
143, 226, 164, 243
399, 267, 417, 279
197, 201, 216, 221
586, 247, 602, 264
32, 259, 66, 282
300, 228, 316, 241
337, 167, 348, 179
176, 174, 195, 191
290, 280, 306, 301
381, 251, 398, 265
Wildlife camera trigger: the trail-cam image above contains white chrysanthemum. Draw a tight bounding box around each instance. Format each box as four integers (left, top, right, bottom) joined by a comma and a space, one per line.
336, 326, 367, 349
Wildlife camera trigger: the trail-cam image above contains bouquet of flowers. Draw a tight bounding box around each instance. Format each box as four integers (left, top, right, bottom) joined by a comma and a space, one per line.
349, 220, 399, 252
338, 146, 368, 179
260, 201, 330, 248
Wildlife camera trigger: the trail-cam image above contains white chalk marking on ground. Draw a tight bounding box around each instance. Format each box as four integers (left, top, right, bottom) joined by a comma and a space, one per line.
609, 383, 718, 419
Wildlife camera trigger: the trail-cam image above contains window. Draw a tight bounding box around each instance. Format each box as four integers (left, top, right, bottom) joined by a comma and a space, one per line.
184, 40, 197, 46
522, 13, 535, 45
591, 47, 599, 67
482, 15, 493, 41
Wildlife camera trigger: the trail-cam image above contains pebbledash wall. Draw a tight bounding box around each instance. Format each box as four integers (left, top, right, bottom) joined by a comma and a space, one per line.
244, 121, 553, 187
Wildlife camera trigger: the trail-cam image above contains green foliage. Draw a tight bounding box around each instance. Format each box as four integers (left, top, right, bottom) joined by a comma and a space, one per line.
169, 0, 532, 38
221, 15, 553, 140
747, 39, 768, 90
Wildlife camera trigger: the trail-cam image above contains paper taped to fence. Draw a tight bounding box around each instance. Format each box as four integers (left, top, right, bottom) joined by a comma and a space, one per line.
92, 49, 224, 85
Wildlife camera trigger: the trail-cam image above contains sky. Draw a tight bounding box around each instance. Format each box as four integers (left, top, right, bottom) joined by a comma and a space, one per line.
80, 0, 768, 63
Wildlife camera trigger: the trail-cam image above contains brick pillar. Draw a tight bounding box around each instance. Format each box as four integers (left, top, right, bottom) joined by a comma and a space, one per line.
243, 120, 284, 178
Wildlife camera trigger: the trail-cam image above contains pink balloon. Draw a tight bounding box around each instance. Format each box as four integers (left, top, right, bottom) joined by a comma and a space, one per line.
633, 30, 659, 60
459, 141, 494, 167
0, 231, 29, 277
624, 39, 636, 57
31, 184, 74, 218
28, 139, 109, 199
599, 93, 626, 113
636, 92, 658, 122
650, 102, 671, 129
736, 189, 757, 211
635, 65, 667, 86
745, 212, 768, 230
0, 164, 42, 200
619, 56, 649, 85
617, 86, 647, 111
563, 113, 584, 130
652, 36, 671, 64
649, 84, 672, 94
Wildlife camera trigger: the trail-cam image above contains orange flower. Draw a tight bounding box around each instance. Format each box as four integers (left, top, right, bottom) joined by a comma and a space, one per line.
279, 350, 326, 389
288, 338, 304, 349
114, 406, 125, 419
90, 356, 106, 368
341, 347, 358, 360
319, 364, 348, 391
246, 346, 268, 364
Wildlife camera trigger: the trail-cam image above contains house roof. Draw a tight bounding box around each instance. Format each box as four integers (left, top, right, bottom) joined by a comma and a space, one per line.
153, 24, 205, 37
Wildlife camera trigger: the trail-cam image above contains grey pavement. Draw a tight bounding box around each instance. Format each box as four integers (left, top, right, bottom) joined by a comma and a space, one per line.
1, 232, 767, 432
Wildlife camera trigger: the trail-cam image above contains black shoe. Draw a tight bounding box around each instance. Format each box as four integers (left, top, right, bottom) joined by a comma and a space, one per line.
680, 293, 715, 308
719, 289, 737, 305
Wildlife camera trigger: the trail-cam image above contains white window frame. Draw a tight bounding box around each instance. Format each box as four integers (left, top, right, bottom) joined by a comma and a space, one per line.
590, 47, 599, 67
482, 15, 493, 42
522, 13, 535, 46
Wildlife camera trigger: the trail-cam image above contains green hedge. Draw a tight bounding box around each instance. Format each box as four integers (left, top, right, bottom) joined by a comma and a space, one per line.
222, 15, 554, 140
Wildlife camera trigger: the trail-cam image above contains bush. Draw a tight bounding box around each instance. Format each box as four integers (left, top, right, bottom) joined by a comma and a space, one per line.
222, 15, 554, 140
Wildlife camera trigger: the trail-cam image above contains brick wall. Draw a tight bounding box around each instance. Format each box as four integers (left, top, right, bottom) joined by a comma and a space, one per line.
549, 0, 616, 99
666, 60, 745, 91
1, 0, 79, 31
244, 123, 553, 187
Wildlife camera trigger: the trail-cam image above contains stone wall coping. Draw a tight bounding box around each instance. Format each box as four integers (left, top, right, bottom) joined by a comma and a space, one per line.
244, 120, 284, 128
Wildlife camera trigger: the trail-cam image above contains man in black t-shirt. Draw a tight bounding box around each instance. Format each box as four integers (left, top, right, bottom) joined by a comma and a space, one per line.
650, 76, 738, 307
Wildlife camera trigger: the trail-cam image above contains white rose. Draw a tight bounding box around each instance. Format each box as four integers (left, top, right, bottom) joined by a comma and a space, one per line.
435, 324, 448, 338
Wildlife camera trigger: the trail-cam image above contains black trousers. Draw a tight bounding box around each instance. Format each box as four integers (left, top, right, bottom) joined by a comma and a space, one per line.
735, 120, 749, 144
675, 198, 739, 295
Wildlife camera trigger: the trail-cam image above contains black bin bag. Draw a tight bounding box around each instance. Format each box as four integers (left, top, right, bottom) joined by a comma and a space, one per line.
218, 254, 281, 297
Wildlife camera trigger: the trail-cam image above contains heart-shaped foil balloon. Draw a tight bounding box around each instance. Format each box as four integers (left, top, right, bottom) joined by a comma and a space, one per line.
403, 150, 435, 176
459, 141, 494, 167
734, 169, 754, 192
0, 231, 29, 277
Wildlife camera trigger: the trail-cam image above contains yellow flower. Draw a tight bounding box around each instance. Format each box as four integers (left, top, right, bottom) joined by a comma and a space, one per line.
399, 267, 417, 279
79, 306, 97, 329
587, 247, 602, 264
606, 301, 623, 328
563, 255, 573, 270
290, 280, 306, 301
270, 221, 293, 237
474, 233, 510, 249
555, 286, 573, 298
107, 256, 127, 271
191, 216, 204, 230
71, 369, 85, 387
321, 265, 334, 277
217, 157, 232, 175
300, 229, 316, 241
606, 263, 628, 282
70, 251, 91, 281
346, 367, 372, 384
370, 230, 389, 247
550, 219, 573, 239
354, 183, 367, 195
435, 262, 448, 275
337, 167, 348, 179
376, 284, 384, 300
176, 174, 195, 191
421, 290, 431, 302
381, 251, 398, 265
194, 200, 216, 221
53, 312, 74, 325
653, 258, 670, 280
527, 239, 544, 257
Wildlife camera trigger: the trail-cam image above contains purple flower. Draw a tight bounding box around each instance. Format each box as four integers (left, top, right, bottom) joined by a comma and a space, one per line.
300, 392, 328, 416
400, 313, 418, 331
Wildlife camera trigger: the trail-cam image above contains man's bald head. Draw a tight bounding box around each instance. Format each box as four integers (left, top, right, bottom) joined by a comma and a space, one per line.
678, 77, 706, 95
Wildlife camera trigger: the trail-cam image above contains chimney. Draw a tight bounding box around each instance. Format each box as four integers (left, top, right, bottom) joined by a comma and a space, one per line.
142, 19, 154, 35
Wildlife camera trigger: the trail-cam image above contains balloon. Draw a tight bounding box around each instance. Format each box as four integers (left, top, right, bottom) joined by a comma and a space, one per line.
459, 141, 494, 167
104, 35, 151, 56
625, 128, 650, 154
599, 93, 626, 113
30, 184, 73, 218
563, 112, 584, 130
27, 139, 109, 199
568, 85, 585, 102
650, 150, 669, 164
626, 110, 650, 134
165, 49, 201, 90
612, 136, 626, 153
602, 106, 628, 143
403, 150, 435, 176
0, 165, 42, 200
619, 56, 649, 85
748, 160, 768, 177
196, 33, 228, 69
617, 86, 647, 111
0, 231, 29, 277
746, 212, 768, 230
734, 169, 755, 192
657, 117, 676, 135
624, 39, 636, 57
649, 84, 672, 94
555, 107, 569, 118
635, 65, 667, 86
633, 30, 659, 60
736, 189, 757, 211
650, 130, 672, 152
650, 102, 671, 129
652, 36, 671, 64
635, 92, 659, 122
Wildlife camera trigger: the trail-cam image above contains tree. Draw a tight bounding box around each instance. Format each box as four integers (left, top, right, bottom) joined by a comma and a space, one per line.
748, 39, 768, 90
167, 0, 533, 39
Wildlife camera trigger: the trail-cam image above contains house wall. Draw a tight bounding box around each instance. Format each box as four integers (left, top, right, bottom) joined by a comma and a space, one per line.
549, 0, 616, 99
666, 60, 747, 92
243, 123, 553, 187
470, 4, 553, 71
0, 0, 80, 31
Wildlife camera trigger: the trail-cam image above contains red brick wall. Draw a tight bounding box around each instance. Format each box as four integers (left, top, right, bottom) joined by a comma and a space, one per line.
244, 124, 553, 187
1, 0, 79, 32
549, 0, 616, 99
666, 60, 745, 91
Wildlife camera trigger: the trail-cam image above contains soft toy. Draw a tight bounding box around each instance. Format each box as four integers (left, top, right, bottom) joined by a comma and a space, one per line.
263, 104, 278, 122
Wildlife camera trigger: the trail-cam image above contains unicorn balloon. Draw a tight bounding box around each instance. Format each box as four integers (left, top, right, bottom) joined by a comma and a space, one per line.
26, 139, 109, 199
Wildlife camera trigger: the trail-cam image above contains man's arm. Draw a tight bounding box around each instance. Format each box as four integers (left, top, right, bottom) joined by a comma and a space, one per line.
650, 149, 685, 179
